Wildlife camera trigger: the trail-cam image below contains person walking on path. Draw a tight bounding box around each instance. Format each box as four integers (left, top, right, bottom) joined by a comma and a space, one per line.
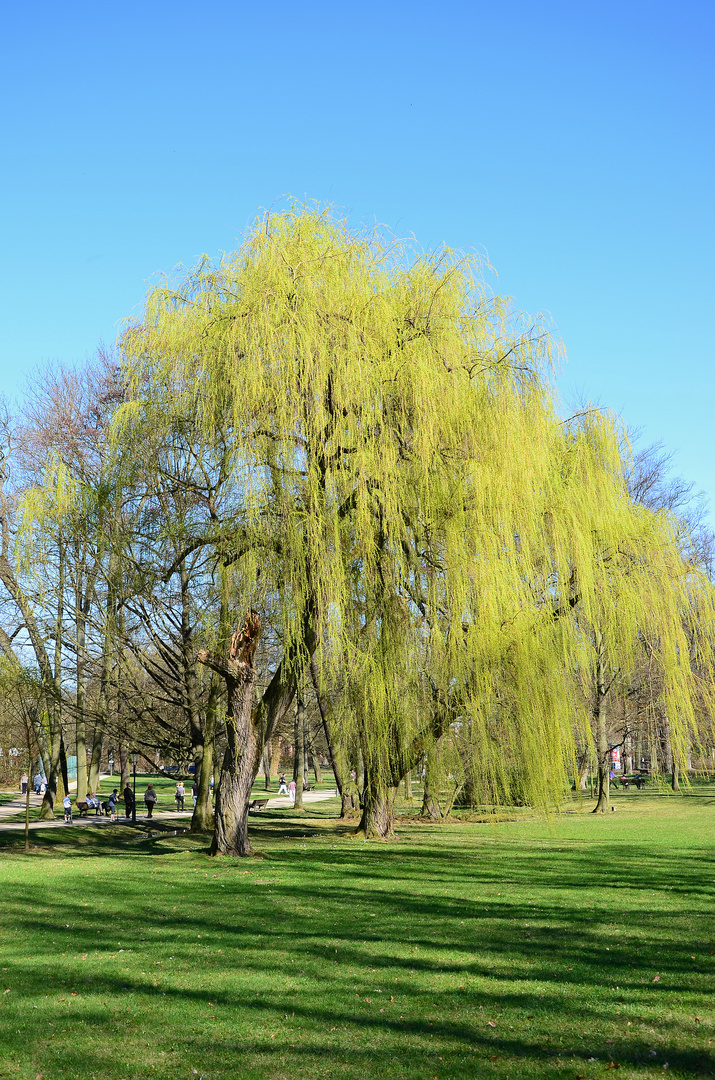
144, 784, 158, 818
33, 772, 42, 795
20, 774, 28, 795
62, 794, 72, 822
123, 783, 134, 819
107, 789, 119, 821
278, 773, 288, 796
288, 778, 296, 803
191, 780, 198, 808
175, 782, 185, 811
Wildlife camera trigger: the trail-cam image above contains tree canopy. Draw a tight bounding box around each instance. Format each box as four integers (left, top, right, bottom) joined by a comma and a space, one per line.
109, 204, 715, 848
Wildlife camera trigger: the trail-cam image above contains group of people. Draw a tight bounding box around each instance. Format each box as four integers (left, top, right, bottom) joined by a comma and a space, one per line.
37, 775, 204, 824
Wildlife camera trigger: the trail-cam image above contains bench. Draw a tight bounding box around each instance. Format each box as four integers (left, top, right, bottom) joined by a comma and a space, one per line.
76, 800, 102, 817
248, 798, 269, 812
616, 774, 648, 790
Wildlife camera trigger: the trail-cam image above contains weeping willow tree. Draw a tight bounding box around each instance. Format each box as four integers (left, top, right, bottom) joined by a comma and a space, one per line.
118, 203, 715, 852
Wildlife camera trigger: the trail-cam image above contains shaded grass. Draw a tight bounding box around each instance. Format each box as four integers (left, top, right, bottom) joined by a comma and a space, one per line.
0, 794, 714, 1079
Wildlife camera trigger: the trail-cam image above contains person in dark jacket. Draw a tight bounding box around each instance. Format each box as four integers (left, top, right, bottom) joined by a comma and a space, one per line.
123, 783, 134, 818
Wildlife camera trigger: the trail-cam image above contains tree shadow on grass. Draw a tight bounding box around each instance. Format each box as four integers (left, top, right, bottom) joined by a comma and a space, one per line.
2, 812, 714, 1078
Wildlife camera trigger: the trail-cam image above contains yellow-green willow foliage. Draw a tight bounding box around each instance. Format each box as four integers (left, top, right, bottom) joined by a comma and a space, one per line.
119, 205, 715, 834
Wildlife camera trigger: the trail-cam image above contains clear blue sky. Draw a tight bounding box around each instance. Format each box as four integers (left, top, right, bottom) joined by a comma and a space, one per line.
1, 1, 713, 508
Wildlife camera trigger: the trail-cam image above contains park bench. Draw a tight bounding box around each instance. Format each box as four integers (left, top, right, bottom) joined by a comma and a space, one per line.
248, 798, 269, 812
617, 774, 648, 790
76, 799, 102, 817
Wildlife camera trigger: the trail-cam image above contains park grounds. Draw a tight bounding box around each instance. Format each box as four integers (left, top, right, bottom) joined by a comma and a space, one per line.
0, 776, 713, 1080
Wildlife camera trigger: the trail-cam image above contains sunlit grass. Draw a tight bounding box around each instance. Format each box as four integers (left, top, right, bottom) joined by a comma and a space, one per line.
0, 790, 714, 1079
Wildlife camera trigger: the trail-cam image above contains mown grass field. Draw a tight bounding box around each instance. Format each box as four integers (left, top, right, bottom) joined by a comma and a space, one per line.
0, 788, 713, 1080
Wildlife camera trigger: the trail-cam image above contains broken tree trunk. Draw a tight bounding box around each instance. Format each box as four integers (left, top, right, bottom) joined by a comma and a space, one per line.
198, 610, 262, 857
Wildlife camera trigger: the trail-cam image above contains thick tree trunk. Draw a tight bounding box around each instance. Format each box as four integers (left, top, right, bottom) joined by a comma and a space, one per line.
199, 611, 262, 857
209, 677, 258, 857
40, 734, 62, 819
358, 771, 396, 838
403, 770, 414, 801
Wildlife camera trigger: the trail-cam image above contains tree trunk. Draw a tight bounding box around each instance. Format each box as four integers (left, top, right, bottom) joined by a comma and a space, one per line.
572, 748, 589, 791
592, 644, 610, 813
39, 728, 62, 820
59, 732, 70, 797
262, 741, 272, 790
403, 770, 414, 801
294, 697, 305, 810
270, 736, 282, 779
209, 672, 259, 856
358, 770, 396, 838
199, 611, 262, 857
88, 645, 109, 793
420, 753, 443, 819
75, 609, 88, 802
191, 675, 218, 833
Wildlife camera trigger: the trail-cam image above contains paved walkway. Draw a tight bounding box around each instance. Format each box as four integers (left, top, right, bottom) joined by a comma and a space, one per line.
0, 787, 336, 832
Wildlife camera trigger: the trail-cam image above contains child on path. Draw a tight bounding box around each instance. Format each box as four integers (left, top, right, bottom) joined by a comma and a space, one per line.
63, 794, 72, 822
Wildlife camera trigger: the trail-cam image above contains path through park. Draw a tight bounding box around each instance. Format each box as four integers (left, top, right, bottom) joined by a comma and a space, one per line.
0, 787, 335, 830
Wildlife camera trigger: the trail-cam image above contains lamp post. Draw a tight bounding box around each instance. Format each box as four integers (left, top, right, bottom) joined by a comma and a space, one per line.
108, 752, 115, 777
130, 752, 139, 825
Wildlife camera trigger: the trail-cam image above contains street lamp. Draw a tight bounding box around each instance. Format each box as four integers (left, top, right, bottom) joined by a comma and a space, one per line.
130, 751, 139, 825
108, 752, 115, 777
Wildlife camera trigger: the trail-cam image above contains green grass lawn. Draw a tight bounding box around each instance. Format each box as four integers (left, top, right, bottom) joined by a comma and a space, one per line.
0, 790, 714, 1080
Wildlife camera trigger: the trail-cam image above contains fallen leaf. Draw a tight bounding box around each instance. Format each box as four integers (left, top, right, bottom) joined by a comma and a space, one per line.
487, 1020, 496, 1027
653, 975, 661, 982
606, 1063, 620, 1070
